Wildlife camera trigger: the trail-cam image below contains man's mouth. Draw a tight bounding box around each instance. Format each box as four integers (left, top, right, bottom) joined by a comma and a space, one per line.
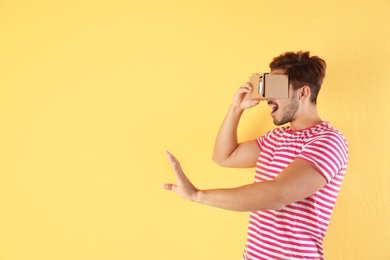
268, 101, 279, 114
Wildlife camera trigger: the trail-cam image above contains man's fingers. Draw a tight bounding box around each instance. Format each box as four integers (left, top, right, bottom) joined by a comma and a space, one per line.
166, 151, 176, 159
165, 152, 180, 192
238, 83, 253, 93
163, 183, 176, 190
166, 151, 183, 172
166, 151, 178, 165
251, 99, 260, 106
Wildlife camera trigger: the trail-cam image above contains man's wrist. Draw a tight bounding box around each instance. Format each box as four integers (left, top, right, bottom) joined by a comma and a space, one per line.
192, 189, 205, 204
229, 105, 245, 116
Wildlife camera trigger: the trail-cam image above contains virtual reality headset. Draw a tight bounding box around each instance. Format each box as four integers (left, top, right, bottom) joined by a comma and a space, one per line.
250, 73, 289, 100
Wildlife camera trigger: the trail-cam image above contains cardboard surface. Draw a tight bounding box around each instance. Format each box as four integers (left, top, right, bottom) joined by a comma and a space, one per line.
250, 73, 289, 100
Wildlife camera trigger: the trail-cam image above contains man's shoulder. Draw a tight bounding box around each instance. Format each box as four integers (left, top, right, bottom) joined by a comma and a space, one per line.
307, 122, 348, 154
314, 122, 347, 141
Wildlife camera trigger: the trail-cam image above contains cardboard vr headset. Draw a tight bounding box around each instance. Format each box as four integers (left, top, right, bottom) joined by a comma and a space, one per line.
250, 73, 289, 100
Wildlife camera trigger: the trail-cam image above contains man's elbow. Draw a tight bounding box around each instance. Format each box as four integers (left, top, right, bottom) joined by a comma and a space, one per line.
212, 154, 231, 167
212, 155, 224, 166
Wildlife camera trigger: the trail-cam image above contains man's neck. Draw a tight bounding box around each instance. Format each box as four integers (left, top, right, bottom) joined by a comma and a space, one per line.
290, 107, 322, 131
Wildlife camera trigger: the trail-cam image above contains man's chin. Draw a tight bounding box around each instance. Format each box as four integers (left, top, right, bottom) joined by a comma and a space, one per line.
273, 120, 282, 126
273, 117, 289, 126
272, 116, 280, 125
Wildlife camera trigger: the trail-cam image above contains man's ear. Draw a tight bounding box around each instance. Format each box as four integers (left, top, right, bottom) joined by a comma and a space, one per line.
299, 86, 311, 100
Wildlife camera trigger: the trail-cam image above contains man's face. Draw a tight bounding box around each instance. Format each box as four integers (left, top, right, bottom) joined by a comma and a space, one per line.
267, 69, 300, 126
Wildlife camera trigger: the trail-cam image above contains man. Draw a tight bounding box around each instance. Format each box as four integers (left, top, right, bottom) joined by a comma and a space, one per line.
164, 51, 348, 260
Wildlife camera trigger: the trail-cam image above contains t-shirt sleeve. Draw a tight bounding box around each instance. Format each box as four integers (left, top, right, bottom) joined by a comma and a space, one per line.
256, 130, 272, 150
296, 131, 348, 183
256, 136, 263, 149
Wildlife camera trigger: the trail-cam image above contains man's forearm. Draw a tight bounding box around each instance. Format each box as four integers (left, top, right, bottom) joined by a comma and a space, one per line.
194, 181, 285, 212
212, 105, 244, 164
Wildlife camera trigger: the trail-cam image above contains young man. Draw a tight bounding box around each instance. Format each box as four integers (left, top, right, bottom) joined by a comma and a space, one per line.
164, 51, 348, 260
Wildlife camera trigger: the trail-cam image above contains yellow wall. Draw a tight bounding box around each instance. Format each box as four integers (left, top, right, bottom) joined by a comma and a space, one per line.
1, 1, 389, 259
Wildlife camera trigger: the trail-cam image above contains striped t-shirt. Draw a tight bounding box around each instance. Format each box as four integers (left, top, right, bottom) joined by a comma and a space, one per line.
243, 121, 348, 260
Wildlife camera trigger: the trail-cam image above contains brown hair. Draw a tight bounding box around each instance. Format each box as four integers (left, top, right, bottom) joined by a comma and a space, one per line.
269, 51, 326, 104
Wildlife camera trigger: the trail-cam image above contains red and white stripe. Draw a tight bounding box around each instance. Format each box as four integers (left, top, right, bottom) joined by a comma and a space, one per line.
243, 122, 348, 260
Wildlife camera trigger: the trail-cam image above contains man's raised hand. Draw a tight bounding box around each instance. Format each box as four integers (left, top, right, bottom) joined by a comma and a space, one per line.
163, 151, 199, 202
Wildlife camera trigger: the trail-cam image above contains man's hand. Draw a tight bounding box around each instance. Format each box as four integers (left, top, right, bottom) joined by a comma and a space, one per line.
232, 80, 261, 110
163, 151, 199, 202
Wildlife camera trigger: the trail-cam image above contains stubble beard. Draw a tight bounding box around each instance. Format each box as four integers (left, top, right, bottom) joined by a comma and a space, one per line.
273, 93, 300, 126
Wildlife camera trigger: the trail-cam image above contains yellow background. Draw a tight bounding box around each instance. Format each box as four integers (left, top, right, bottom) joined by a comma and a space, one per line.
1, 0, 389, 259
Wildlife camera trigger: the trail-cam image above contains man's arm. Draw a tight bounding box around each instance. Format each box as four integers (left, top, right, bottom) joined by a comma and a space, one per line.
164, 152, 327, 212
212, 82, 260, 168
